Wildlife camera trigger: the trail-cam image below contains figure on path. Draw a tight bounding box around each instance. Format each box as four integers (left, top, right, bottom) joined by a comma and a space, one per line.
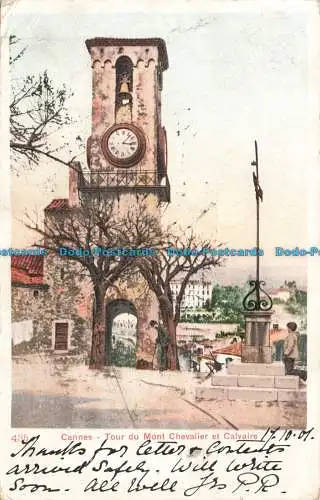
149, 320, 170, 371
283, 321, 307, 382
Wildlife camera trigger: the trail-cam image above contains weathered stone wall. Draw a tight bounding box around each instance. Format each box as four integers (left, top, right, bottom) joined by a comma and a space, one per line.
12, 251, 159, 365
88, 44, 159, 173
12, 286, 48, 353
12, 254, 93, 356
115, 192, 160, 218
43, 252, 92, 354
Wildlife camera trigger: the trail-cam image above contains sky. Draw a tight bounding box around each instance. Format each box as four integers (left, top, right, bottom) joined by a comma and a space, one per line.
5, 1, 319, 285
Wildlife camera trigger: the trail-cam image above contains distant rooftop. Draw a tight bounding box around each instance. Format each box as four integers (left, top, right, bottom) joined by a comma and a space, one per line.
45, 198, 69, 211
11, 255, 44, 286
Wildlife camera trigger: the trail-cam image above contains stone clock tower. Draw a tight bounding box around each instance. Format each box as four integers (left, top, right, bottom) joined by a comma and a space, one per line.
79, 38, 170, 367
82, 37, 169, 204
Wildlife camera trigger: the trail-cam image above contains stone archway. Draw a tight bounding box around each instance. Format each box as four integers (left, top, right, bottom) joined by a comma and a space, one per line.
105, 299, 138, 367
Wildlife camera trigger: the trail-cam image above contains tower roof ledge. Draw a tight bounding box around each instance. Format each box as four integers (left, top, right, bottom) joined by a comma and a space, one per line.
85, 37, 168, 70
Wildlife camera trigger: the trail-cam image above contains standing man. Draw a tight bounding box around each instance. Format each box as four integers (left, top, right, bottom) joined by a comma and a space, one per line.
149, 320, 170, 371
283, 321, 308, 380
283, 322, 299, 374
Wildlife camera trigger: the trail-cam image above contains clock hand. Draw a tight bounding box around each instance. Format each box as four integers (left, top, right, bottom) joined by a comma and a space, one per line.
122, 141, 136, 145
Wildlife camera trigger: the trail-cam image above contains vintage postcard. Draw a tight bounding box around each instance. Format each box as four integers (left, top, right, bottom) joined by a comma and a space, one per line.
0, 0, 319, 498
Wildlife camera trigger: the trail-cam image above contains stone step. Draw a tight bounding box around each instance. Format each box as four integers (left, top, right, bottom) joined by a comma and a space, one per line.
211, 373, 299, 389
228, 387, 277, 401
211, 374, 238, 386
227, 361, 285, 376
238, 375, 274, 387
197, 386, 228, 400
274, 376, 299, 389
277, 388, 307, 402
195, 385, 306, 403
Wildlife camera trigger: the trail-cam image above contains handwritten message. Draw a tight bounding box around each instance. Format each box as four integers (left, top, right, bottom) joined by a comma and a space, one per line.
4, 428, 314, 497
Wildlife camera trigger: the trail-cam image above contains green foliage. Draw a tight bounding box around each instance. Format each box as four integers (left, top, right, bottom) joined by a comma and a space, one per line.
180, 284, 250, 327
285, 289, 307, 316
294, 290, 307, 308
110, 341, 137, 367
298, 334, 307, 365
272, 298, 284, 305
278, 282, 307, 331
204, 299, 211, 310
210, 284, 246, 328
282, 280, 297, 291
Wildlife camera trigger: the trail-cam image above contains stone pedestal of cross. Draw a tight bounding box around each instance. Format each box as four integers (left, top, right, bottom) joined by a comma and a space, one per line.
241, 141, 274, 363
242, 310, 273, 363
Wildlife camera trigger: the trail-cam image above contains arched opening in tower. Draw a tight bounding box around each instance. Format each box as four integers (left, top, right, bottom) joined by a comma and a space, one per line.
105, 299, 137, 367
115, 56, 133, 122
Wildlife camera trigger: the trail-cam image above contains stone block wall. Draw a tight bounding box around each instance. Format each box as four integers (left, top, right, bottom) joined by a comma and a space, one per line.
43, 252, 92, 354
12, 285, 49, 353
12, 253, 92, 356
12, 251, 159, 366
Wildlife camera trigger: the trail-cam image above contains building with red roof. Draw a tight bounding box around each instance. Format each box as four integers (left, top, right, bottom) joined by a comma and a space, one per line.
11, 255, 45, 287
212, 328, 288, 359
11, 238, 91, 354
44, 198, 70, 212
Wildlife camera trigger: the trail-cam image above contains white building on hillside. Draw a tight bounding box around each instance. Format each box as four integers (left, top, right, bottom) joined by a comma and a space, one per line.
171, 272, 213, 310
268, 288, 291, 302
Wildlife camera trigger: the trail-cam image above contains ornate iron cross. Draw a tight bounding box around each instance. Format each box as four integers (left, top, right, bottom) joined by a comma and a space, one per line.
243, 141, 273, 311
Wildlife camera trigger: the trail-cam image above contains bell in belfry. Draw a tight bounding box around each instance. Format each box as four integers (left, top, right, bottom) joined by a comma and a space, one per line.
120, 80, 129, 94
119, 74, 132, 106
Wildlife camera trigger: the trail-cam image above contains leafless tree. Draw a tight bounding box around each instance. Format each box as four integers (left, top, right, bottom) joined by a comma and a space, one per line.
25, 197, 163, 369
26, 196, 223, 371
134, 229, 224, 370
116, 210, 224, 370
9, 35, 81, 171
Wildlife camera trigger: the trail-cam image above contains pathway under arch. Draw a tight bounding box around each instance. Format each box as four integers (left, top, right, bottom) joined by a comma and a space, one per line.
105, 299, 138, 366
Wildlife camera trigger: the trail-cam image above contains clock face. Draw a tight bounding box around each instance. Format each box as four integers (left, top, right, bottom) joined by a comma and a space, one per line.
107, 127, 139, 160
101, 124, 146, 167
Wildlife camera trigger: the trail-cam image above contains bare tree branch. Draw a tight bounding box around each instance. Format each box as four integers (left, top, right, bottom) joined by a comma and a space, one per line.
10, 38, 82, 171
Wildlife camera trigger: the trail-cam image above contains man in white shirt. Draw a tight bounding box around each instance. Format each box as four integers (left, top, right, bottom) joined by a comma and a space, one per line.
283, 322, 306, 382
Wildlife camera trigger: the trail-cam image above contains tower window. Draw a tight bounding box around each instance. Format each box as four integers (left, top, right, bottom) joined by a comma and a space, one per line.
115, 56, 133, 111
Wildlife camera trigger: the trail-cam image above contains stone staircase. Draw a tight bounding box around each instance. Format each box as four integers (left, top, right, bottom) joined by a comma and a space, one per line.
196, 361, 306, 403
